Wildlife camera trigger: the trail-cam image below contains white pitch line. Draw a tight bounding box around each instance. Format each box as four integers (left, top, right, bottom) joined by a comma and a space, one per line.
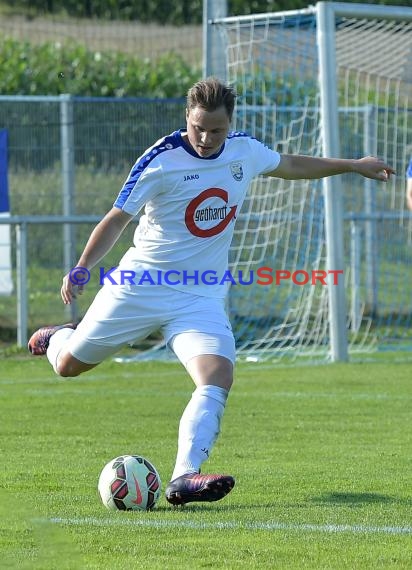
0, 368, 181, 386
47, 517, 412, 535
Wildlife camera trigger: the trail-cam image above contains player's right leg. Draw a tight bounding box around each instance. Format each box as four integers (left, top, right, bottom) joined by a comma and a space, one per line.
164, 348, 236, 506
163, 295, 237, 506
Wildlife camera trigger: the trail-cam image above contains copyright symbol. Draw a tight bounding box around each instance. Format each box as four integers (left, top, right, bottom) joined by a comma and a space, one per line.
69, 266, 90, 285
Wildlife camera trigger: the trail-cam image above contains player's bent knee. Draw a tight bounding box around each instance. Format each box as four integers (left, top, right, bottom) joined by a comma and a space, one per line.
55, 353, 97, 378
56, 364, 82, 378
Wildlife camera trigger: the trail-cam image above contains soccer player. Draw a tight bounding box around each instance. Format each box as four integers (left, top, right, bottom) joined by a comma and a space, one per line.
406, 156, 412, 211
28, 77, 394, 506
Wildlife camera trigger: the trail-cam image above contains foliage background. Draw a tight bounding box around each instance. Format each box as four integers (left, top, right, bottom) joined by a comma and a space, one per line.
0, 38, 198, 97
0, 0, 409, 96
2, 0, 411, 24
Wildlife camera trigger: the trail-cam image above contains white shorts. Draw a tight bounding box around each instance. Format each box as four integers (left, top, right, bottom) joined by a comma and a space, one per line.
169, 331, 236, 367
68, 282, 236, 366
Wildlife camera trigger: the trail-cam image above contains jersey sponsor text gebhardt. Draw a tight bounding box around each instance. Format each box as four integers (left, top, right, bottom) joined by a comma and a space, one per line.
185, 187, 237, 238
183, 164, 241, 238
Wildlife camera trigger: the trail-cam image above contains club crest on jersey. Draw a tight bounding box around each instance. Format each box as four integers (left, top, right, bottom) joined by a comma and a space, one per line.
230, 162, 243, 181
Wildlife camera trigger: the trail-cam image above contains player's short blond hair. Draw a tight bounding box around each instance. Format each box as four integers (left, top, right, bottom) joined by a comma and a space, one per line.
186, 77, 236, 121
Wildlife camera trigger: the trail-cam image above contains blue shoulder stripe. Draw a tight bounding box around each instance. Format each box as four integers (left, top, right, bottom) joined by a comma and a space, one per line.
227, 130, 254, 140
114, 130, 182, 209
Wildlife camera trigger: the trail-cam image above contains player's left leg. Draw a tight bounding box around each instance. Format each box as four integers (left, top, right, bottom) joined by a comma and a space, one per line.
165, 332, 236, 505
28, 275, 168, 378
28, 323, 98, 376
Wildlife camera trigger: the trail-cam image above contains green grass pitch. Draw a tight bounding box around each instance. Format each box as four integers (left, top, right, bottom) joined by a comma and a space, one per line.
0, 353, 411, 569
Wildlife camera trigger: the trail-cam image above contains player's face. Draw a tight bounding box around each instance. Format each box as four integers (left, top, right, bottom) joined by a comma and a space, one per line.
185, 105, 230, 158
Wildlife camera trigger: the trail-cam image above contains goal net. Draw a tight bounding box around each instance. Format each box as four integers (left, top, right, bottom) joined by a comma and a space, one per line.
210, 3, 412, 362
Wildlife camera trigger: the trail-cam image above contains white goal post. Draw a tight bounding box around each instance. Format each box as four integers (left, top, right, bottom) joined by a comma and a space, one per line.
205, 1, 412, 363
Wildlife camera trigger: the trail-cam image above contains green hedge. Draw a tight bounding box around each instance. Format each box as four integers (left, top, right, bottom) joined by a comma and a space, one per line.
0, 38, 200, 96
0, 36, 319, 100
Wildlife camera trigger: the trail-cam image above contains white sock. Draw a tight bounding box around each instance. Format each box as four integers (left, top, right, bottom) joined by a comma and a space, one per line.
170, 385, 229, 481
46, 328, 75, 373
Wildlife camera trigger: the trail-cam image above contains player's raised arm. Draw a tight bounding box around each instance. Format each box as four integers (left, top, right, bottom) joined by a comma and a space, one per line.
266, 154, 395, 181
61, 207, 133, 305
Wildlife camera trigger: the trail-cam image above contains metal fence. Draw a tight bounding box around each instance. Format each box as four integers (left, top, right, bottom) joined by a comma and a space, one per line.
0, 96, 187, 345
1, 96, 411, 356
0, 95, 185, 218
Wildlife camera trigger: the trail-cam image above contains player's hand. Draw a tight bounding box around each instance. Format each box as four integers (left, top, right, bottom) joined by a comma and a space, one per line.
61, 267, 90, 304
61, 273, 83, 305
354, 156, 395, 181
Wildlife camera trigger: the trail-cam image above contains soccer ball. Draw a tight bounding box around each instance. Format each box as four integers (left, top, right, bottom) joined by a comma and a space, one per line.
98, 455, 161, 511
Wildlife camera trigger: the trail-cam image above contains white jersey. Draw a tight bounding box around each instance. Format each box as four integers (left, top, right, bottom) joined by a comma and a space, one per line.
113, 129, 281, 298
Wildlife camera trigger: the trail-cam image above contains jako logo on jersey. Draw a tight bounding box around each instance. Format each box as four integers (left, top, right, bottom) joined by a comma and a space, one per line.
184, 173, 199, 181
185, 188, 237, 238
